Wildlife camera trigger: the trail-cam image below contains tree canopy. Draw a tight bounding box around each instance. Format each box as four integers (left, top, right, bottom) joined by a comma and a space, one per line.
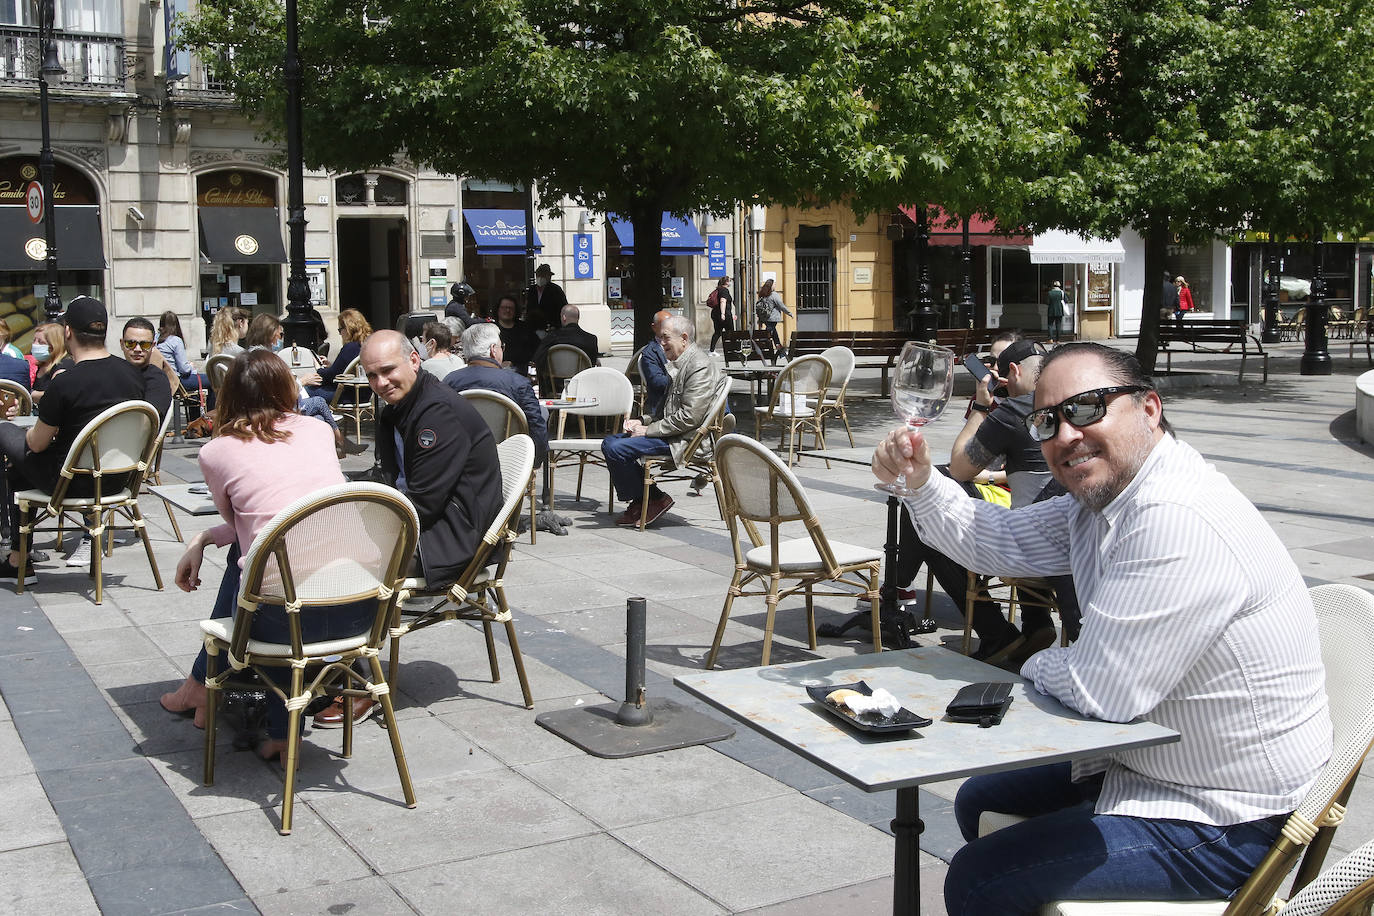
179, 0, 1093, 345
1010, 0, 1374, 368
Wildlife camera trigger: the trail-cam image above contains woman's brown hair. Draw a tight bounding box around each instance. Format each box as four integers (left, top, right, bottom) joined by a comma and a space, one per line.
338, 308, 373, 344
214, 349, 298, 443
243, 313, 281, 349
757, 278, 774, 299
158, 310, 186, 341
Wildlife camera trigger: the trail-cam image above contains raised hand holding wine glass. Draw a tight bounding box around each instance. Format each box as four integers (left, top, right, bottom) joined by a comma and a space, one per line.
876, 341, 953, 497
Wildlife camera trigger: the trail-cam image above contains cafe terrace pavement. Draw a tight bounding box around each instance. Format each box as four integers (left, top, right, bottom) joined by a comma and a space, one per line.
0, 339, 1370, 915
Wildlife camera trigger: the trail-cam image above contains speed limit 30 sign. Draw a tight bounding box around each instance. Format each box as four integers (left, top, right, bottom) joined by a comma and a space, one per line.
26, 181, 43, 224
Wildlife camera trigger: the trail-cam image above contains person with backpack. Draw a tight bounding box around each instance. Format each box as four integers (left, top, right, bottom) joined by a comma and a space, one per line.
755, 278, 793, 357
707, 276, 734, 353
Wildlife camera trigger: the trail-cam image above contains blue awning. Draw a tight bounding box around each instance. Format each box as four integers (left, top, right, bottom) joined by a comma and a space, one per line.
607, 213, 706, 256
463, 209, 542, 256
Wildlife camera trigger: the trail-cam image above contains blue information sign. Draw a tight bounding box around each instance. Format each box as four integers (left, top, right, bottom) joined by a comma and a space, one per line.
707, 235, 727, 277
573, 233, 594, 280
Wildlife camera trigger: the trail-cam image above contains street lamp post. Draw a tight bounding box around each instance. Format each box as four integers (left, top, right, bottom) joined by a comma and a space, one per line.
1299, 235, 1331, 376
910, 208, 937, 343
959, 217, 975, 330
37, 0, 65, 321
1261, 238, 1282, 343
279, 0, 315, 349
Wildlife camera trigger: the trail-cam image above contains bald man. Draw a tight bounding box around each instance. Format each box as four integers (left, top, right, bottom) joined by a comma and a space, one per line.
531, 303, 601, 391
361, 330, 502, 586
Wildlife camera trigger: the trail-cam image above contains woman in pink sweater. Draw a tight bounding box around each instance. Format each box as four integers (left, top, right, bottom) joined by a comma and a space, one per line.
159, 350, 359, 759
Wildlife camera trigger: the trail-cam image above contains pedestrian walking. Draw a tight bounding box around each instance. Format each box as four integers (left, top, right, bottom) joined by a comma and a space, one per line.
1046, 280, 1066, 342
755, 279, 792, 357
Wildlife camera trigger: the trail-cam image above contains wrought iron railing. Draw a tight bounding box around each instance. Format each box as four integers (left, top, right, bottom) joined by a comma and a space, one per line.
0, 26, 126, 89
170, 50, 235, 95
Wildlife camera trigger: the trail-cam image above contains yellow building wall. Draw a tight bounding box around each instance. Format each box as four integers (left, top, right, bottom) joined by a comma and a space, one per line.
757, 203, 895, 342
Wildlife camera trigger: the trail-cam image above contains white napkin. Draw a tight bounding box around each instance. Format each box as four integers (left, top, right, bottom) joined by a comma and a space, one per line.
843, 688, 901, 717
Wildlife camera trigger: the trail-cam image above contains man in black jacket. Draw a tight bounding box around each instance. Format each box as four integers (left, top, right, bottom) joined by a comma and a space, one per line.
360, 330, 503, 586
525, 263, 568, 331
531, 304, 601, 391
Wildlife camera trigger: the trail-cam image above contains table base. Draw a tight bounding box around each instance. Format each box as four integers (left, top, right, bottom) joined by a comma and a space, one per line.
536, 698, 734, 758
893, 786, 925, 915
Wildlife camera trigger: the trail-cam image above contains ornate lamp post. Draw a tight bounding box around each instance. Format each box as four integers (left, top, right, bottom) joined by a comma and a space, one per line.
279, 0, 315, 349
1299, 235, 1331, 375
37, 0, 65, 321
959, 217, 975, 329
910, 208, 937, 342
1261, 237, 1282, 343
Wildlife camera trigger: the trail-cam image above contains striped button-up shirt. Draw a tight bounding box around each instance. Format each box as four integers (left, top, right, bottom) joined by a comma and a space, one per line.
905, 434, 1330, 825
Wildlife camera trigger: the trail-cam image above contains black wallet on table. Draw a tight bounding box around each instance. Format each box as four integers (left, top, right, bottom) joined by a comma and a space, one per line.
945, 681, 1014, 727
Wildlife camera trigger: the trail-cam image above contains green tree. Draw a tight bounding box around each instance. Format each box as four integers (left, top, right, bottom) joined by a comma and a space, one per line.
1014, 0, 1374, 369
180, 0, 1092, 347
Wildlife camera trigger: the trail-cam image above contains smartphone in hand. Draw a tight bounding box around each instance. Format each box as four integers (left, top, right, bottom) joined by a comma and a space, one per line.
963, 354, 994, 383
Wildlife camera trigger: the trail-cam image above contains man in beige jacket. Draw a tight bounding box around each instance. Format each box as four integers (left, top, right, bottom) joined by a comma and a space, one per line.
601, 314, 721, 527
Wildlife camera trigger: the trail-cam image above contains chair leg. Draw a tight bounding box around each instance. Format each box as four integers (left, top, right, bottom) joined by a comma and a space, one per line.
131, 505, 164, 591
962, 573, 980, 656
387, 603, 404, 689
367, 653, 416, 808
278, 666, 305, 836
637, 466, 653, 531
502, 617, 535, 709
203, 650, 220, 786
841, 406, 855, 448
90, 512, 104, 605
481, 618, 501, 683
760, 573, 782, 666
164, 498, 184, 542
805, 582, 816, 649
706, 568, 745, 670
527, 480, 537, 546
864, 565, 882, 654
575, 458, 586, 502
15, 502, 31, 596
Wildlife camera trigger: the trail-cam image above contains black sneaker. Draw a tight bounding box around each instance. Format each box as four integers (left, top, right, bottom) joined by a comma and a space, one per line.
0, 558, 37, 586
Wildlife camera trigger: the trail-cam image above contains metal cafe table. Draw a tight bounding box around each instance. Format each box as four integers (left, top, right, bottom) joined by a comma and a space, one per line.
675, 648, 1178, 915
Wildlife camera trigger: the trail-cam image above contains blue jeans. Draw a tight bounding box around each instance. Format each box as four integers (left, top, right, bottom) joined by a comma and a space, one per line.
193, 542, 377, 738
945, 763, 1285, 916
601, 433, 670, 502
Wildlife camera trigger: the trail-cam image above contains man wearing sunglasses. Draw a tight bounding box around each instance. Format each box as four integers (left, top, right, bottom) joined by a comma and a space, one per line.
120, 317, 172, 420
875, 342, 1328, 915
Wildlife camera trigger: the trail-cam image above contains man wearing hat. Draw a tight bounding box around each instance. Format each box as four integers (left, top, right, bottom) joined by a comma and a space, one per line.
879, 333, 1080, 668
0, 296, 143, 584
525, 263, 567, 332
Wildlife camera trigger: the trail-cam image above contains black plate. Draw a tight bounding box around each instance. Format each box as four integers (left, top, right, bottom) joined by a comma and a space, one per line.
805, 680, 932, 734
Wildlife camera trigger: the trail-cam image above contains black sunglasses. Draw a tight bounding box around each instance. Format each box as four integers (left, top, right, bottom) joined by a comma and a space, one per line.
1026, 386, 1151, 442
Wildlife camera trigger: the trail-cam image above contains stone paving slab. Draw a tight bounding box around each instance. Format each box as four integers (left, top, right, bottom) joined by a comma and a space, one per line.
0, 339, 1370, 915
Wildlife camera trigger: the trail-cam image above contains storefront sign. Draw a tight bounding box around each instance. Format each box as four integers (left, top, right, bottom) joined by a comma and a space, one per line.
197, 170, 278, 208
574, 233, 594, 279
707, 235, 726, 277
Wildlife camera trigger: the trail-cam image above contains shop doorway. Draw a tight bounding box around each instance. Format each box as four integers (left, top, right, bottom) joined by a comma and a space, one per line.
795, 225, 834, 332
337, 217, 409, 329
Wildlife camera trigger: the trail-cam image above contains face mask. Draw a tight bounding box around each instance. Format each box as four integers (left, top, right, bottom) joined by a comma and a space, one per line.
271, 339, 283, 352
31, 343, 50, 361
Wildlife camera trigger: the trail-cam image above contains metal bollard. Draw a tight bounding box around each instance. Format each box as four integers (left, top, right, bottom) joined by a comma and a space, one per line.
616, 597, 654, 727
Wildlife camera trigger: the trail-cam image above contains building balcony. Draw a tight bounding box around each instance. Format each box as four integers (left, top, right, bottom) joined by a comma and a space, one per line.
0, 26, 126, 91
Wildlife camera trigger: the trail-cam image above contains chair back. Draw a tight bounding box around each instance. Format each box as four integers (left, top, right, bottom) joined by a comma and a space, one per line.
206, 353, 234, 393
0, 378, 32, 417
1275, 836, 1374, 916
715, 433, 843, 573
49, 401, 161, 504
542, 344, 592, 392
1225, 584, 1374, 915
819, 345, 856, 398
232, 483, 419, 659
451, 434, 534, 586
674, 376, 732, 470
560, 367, 634, 436
769, 354, 831, 413
329, 356, 365, 405
141, 403, 178, 486
458, 388, 529, 442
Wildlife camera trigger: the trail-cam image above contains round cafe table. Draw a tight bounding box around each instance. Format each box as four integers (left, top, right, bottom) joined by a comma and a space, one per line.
535, 396, 599, 536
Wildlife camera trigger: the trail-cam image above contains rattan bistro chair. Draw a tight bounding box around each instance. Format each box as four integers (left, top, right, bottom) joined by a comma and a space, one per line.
205, 353, 234, 396
547, 367, 634, 510
0, 378, 33, 418
15, 401, 163, 605
636, 376, 732, 530
199, 483, 419, 835
817, 345, 857, 448
538, 344, 592, 396
1273, 836, 1374, 916
328, 355, 374, 439
458, 388, 539, 543
754, 354, 831, 468
962, 572, 1068, 656
705, 434, 882, 669
985, 584, 1374, 916
388, 435, 537, 708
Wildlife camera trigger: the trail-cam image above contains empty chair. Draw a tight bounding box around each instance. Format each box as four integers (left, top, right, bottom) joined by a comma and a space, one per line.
538, 344, 592, 396
546, 367, 635, 509
706, 434, 881, 668
817, 345, 857, 447
328, 355, 374, 439
754, 354, 831, 467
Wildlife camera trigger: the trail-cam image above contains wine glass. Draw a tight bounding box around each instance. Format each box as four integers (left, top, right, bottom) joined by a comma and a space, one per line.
875, 341, 954, 497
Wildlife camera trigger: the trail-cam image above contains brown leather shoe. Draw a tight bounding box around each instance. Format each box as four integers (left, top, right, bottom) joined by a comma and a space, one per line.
642, 493, 675, 527
311, 696, 380, 729
614, 501, 643, 526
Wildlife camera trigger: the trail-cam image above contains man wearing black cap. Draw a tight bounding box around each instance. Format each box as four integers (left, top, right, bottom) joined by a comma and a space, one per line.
525, 263, 567, 332
0, 296, 143, 583
884, 334, 1080, 668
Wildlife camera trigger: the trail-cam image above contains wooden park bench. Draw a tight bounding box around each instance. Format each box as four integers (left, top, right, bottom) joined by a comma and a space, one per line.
787, 329, 910, 394
1157, 319, 1268, 383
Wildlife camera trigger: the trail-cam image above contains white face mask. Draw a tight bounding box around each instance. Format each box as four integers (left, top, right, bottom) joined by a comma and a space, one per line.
31, 343, 50, 362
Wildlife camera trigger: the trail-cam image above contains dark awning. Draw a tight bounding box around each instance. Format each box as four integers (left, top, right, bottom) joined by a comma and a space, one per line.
607, 213, 707, 256
897, 205, 1032, 247
463, 209, 543, 256
0, 205, 106, 271
199, 207, 288, 264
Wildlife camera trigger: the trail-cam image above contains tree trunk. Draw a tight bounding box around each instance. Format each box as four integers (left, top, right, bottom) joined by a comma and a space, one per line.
1134, 214, 1169, 374
629, 203, 664, 353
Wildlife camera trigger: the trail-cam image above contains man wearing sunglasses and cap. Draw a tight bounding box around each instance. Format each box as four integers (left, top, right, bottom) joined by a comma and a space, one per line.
874, 342, 1328, 915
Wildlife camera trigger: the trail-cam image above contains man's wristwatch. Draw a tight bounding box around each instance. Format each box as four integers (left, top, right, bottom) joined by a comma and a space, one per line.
970, 402, 991, 413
